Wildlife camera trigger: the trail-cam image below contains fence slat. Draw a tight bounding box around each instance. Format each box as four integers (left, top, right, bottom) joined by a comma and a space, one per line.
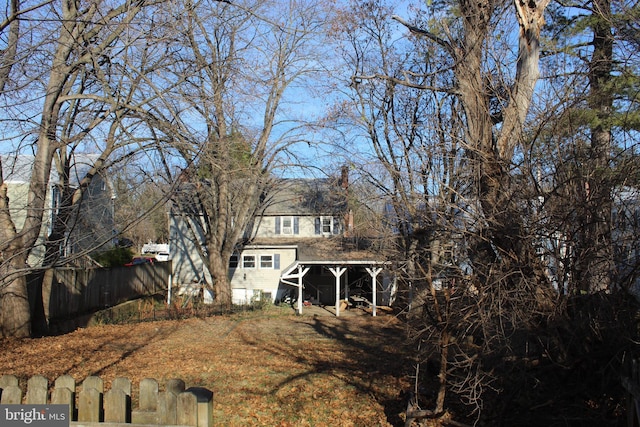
0, 385, 22, 404
104, 388, 128, 423
83, 376, 104, 394
51, 386, 74, 421
139, 378, 159, 411
78, 387, 102, 423
26, 375, 48, 404
177, 392, 198, 427
0, 374, 19, 388
0, 374, 211, 427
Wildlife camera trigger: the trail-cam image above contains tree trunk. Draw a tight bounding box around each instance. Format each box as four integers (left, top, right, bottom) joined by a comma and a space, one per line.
0, 251, 31, 338
208, 250, 232, 307
575, 0, 614, 293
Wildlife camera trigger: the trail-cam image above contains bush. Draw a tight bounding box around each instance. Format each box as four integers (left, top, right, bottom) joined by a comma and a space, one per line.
92, 246, 134, 267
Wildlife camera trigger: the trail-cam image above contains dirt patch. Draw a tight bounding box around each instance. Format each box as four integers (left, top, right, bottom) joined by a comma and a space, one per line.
0, 306, 412, 426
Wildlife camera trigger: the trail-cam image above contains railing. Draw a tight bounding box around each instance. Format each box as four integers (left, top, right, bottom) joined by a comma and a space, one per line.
0, 374, 213, 427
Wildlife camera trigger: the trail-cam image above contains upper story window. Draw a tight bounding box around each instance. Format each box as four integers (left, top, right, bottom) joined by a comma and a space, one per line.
275, 216, 299, 235
315, 216, 340, 235
321, 217, 332, 234
229, 254, 239, 269
242, 255, 256, 269
260, 255, 273, 268
282, 217, 293, 234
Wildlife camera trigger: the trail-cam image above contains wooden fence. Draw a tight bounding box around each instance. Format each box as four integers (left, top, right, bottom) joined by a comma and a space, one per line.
0, 374, 212, 427
27, 262, 172, 334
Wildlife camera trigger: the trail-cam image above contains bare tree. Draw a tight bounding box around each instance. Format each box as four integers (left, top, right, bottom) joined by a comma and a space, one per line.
334, 0, 554, 421
0, 0, 151, 337
142, 0, 330, 306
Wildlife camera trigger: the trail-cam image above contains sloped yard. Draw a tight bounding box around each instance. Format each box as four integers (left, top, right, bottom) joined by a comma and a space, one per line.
0, 307, 412, 426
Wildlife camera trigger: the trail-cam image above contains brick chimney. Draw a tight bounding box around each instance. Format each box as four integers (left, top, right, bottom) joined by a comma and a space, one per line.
341, 165, 354, 237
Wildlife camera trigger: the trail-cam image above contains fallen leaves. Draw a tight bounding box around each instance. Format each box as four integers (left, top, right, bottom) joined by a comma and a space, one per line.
0, 309, 410, 426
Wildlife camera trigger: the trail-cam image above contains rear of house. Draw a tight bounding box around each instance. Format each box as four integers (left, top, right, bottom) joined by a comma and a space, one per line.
170, 175, 395, 310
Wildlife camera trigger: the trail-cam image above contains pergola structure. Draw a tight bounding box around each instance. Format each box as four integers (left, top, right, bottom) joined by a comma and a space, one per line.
280, 260, 389, 316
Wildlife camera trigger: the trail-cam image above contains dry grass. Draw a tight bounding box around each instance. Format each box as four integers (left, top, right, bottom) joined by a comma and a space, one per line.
0, 306, 412, 426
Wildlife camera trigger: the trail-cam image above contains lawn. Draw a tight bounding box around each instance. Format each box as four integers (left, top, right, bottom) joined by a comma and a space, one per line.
0, 306, 413, 426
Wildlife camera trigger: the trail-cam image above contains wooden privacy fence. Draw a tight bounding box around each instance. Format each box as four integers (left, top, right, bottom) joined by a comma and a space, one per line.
28, 262, 171, 325
0, 374, 212, 427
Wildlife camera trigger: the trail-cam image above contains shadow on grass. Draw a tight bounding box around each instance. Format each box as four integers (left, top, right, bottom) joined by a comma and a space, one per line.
237, 312, 411, 426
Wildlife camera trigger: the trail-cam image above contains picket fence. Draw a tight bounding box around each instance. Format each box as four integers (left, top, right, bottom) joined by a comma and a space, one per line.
0, 374, 213, 427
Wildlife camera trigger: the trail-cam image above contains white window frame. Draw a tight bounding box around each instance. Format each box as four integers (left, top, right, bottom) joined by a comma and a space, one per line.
321, 216, 333, 234
260, 254, 273, 269
242, 255, 256, 269
282, 216, 294, 235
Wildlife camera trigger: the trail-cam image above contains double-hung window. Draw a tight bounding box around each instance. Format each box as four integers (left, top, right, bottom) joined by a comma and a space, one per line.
282, 217, 293, 234
315, 216, 338, 235
275, 216, 299, 235
322, 217, 332, 234
260, 255, 273, 268
242, 255, 256, 269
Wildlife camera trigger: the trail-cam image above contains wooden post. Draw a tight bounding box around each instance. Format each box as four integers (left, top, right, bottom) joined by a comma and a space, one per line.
366, 267, 382, 317
297, 274, 303, 316
296, 266, 310, 315
186, 387, 214, 427
112, 377, 132, 397
159, 390, 178, 425
0, 374, 19, 389
329, 267, 346, 317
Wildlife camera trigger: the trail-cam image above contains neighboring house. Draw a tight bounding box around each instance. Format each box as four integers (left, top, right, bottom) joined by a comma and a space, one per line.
1, 154, 116, 266
169, 171, 395, 315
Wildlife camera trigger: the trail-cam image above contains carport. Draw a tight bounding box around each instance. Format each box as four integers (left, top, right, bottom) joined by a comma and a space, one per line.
279, 260, 391, 317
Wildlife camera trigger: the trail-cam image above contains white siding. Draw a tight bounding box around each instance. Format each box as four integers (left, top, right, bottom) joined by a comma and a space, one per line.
229, 246, 297, 303
252, 215, 336, 238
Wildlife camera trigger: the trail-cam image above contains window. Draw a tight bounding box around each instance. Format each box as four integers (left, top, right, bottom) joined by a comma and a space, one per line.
322, 217, 332, 233
316, 216, 334, 235
229, 254, 239, 269
260, 255, 273, 268
282, 217, 293, 234
242, 255, 256, 268
275, 216, 299, 235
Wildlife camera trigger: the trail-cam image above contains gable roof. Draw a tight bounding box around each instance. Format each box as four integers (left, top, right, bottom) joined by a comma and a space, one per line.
1, 153, 103, 187
260, 178, 347, 216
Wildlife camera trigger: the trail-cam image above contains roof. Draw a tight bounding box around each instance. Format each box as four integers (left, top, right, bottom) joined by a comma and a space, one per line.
1, 153, 102, 187
249, 236, 383, 263
260, 178, 347, 216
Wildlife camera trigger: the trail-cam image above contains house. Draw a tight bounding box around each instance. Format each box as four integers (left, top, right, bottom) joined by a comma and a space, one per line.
169, 170, 395, 316
1, 153, 116, 266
